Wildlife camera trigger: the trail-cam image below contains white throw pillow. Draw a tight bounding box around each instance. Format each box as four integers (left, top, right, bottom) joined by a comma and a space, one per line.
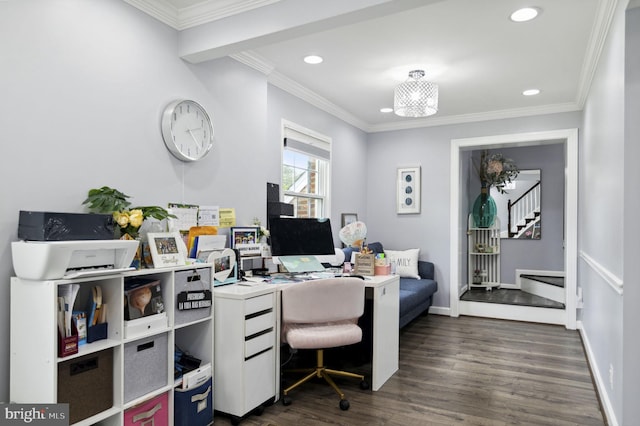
385, 249, 420, 279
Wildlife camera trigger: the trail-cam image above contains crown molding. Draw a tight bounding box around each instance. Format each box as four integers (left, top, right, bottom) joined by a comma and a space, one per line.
575, 0, 618, 108
177, 0, 281, 30
267, 70, 370, 131
122, 0, 179, 28
123, 0, 281, 30
234, 52, 582, 134
367, 103, 582, 133
229, 51, 275, 75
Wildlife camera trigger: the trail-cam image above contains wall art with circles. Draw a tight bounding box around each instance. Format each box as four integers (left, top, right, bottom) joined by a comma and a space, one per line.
397, 166, 421, 214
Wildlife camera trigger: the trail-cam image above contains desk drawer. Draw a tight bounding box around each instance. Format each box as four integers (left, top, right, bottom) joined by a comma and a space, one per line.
244, 294, 273, 316
245, 330, 274, 359
245, 311, 274, 337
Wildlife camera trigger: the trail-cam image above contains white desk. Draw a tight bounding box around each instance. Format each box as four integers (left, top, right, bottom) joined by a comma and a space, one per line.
215, 274, 399, 401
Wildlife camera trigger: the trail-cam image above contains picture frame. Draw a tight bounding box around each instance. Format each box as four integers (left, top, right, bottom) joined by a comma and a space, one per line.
397, 166, 421, 214
230, 226, 261, 257
147, 232, 188, 268
208, 248, 238, 286
230, 227, 259, 247
341, 213, 358, 228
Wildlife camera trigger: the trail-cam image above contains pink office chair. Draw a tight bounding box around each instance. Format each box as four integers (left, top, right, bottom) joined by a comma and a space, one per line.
280, 277, 369, 410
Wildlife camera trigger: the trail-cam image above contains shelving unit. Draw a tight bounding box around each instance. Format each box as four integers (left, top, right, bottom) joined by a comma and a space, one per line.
10, 264, 214, 426
468, 214, 501, 290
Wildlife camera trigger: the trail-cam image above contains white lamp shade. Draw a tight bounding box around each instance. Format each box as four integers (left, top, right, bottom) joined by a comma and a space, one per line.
339, 221, 367, 247
394, 70, 438, 117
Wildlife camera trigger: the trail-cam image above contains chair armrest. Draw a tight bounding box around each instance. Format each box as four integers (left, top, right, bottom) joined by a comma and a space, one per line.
418, 261, 435, 280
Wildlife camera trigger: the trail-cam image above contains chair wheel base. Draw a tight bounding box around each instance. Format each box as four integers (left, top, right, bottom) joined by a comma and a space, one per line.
339, 399, 350, 410
360, 380, 369, 390
282, 395, 292, 406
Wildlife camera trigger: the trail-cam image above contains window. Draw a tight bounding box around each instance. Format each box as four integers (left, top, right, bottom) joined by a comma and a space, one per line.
281, 122, 331, 218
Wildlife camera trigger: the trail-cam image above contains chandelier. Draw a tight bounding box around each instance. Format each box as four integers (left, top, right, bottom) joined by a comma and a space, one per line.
394, 70, 439, 117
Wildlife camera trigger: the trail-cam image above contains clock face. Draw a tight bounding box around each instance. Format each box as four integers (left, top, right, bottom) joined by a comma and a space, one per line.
161, 100, 214, 162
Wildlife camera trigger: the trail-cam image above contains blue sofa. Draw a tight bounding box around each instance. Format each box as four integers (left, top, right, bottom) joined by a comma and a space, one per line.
342, 242, 437, 328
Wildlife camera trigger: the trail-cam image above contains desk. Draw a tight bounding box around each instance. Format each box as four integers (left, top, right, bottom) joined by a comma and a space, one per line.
213, 274, 399, 416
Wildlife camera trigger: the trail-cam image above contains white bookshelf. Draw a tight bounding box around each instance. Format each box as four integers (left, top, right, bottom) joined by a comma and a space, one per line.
468, 215, 501, 290
10, 264, 214, 426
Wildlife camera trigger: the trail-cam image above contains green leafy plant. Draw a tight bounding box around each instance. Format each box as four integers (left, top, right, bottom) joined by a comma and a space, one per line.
475, 150, 519, 194
83, 186, 175, 238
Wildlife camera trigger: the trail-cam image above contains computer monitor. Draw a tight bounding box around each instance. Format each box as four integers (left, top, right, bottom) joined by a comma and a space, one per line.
268, 217, 336, 263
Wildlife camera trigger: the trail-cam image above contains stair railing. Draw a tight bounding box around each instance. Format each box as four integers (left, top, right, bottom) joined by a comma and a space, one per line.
507, 180, 541, 237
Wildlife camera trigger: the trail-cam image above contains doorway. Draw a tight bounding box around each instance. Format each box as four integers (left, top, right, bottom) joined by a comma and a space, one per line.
449, 129, 578, 329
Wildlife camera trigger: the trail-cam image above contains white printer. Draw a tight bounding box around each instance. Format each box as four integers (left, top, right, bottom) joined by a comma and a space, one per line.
12, 240, 139, 280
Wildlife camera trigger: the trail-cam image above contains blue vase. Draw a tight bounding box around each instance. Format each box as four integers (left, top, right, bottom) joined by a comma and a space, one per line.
472, 186, 496, 228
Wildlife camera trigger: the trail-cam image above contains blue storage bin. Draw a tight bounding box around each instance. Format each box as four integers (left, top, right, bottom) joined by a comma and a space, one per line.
174, 377, 213, 426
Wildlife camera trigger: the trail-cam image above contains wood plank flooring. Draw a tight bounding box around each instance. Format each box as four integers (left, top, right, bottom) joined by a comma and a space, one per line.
213, 314, 605, 425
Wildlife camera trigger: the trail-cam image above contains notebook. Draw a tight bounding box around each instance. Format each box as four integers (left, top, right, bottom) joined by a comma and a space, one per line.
278, 255, 326, 273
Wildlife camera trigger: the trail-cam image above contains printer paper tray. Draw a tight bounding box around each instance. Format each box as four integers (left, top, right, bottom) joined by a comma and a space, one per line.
64, 267, 135, 279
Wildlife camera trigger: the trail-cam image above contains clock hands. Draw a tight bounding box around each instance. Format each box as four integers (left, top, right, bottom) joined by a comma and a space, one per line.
186, 128, 204, 150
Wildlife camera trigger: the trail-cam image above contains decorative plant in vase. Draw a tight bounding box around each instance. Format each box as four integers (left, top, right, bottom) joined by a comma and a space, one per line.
472, 150, 519, 228
82, 186, 175, 240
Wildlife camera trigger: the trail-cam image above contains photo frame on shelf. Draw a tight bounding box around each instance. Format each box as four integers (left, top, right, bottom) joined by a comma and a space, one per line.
341, 213, 358, 228
207, 248, 238, 286
397, 166, 421, 214
147, 232, 188, 268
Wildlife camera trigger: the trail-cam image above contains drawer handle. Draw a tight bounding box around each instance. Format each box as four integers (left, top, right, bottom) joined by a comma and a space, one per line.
191, 386, 212, 402
132, 403, 162, 422
245, 347, 272, 362
69, 356, 98, 376
137, 341, 154, 352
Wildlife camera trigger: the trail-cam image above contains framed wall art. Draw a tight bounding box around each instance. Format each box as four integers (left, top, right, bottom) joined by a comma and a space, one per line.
341, 213, 358, 228
147, 232, 188, 268
397, 166, 421, 214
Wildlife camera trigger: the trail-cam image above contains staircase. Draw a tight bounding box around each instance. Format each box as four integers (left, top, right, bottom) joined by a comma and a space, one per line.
518, 271, 565, 307
508, 180, 541, 238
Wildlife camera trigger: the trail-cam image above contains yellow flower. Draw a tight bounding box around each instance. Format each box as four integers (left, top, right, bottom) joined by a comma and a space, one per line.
128, 209, 144, 228
113, 211, 130, 228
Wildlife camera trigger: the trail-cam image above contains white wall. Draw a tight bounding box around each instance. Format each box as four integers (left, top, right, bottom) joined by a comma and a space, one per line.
0, 1, 368, 402
365, 113, 581, 311
579, 1, 628, 423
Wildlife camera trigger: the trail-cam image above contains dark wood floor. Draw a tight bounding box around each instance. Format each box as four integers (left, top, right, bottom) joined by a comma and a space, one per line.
214, 314, 605, 425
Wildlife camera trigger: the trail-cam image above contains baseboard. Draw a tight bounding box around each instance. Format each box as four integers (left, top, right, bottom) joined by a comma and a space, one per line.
458, 300, 565, 325
578, 321, 619, 426
428, 306, 450, 316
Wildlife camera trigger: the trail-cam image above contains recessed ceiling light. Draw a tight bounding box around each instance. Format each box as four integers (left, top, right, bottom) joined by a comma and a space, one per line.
523, 89, 541, 96
380, 107, 393, 113
510, 7, 540, 22
303, 55, 323, 64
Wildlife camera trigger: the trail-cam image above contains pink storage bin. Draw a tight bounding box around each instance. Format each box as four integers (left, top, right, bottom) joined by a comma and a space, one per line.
124, 392, 169, 426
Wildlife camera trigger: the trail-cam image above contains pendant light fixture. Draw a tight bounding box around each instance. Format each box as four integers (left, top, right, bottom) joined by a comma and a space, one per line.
394, 70, 439, 117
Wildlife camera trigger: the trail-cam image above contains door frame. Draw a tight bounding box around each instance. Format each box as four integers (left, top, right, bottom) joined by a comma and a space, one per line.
449, 129, 578, 329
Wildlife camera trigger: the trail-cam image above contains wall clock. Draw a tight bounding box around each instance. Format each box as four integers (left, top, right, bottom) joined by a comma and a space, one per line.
161, 99, 214, 162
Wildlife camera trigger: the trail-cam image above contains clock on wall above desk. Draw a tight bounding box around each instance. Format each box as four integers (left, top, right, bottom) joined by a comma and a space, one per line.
161, 99, 214, 162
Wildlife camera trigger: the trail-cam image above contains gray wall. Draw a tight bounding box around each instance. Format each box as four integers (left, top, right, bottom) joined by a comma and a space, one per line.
2, 2, 637, 422
469, 144, 566, 284
365, 113, 581, 311
266, 85, 370, 236
623, 5, 640, 424
0, 1, 368, 402
579, 1, 629, 423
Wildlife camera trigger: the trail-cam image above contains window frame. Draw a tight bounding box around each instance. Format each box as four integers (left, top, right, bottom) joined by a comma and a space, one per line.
281, 120, 331, 219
